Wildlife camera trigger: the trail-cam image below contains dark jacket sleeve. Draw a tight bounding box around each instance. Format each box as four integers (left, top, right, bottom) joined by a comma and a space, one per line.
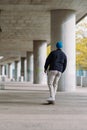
62, 55, 67, 73
44, 52, 52, 71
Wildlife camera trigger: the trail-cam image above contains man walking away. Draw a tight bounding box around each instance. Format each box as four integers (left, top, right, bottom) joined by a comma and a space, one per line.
44, 41, 67, 104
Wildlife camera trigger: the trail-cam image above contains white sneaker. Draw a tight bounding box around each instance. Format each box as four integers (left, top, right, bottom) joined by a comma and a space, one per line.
47, 97, 55, 104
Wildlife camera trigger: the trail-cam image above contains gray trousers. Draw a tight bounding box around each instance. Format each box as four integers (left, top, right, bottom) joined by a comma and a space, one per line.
47, 70, 61, 100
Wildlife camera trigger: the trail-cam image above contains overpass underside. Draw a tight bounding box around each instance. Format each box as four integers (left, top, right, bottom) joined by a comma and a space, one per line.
0, 1, 87, 129
0, 0, 87, 91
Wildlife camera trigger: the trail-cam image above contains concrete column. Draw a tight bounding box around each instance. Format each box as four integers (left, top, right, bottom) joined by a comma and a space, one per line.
21, 57, 25, 81
5, 64, 8, 79
26, 52, 33, 82
8, 63, 10, 79
51, 9, 76, 91
14, 61, 18, 81
24, 59, 27, 81
0, 65, 2, 81
33, 40, 47, 84
17, 61, 21, 81
10, 63, 14, 80
9, 63, 12, 79
0, 65, 2, 75
2, 65, 5, 76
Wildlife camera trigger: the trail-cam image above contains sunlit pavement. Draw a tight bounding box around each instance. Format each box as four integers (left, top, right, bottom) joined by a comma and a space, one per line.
0, 83, 87, 130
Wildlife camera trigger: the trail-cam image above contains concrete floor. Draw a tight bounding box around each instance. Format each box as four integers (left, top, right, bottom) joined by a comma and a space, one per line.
0, 84, 87, 130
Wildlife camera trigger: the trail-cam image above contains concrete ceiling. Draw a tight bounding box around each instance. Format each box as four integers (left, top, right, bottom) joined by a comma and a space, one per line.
0, 0, 87, 63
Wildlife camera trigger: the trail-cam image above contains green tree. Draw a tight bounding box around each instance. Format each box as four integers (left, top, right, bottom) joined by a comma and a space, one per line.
76, 17, 87, 70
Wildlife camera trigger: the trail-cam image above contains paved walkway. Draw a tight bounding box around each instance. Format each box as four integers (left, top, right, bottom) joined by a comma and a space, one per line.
0, 83, 87, 130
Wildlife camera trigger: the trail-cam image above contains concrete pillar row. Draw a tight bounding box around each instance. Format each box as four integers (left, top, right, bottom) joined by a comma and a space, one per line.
26, 52, 33, 83
51, 9, 76, 91
33, 40, 47, 84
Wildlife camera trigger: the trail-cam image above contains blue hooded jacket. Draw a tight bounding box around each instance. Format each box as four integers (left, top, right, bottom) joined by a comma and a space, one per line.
44, 49, 67, 73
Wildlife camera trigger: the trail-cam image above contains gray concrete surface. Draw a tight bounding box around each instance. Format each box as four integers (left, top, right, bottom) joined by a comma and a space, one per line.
0, 85, 87, 130
0, 0, 87, 59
